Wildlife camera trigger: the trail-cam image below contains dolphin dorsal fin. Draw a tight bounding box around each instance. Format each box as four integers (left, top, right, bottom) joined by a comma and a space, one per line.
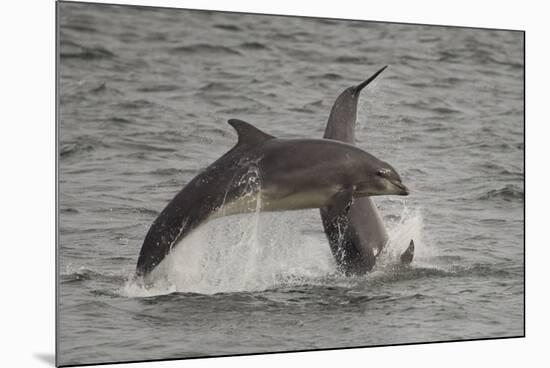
228, 119, 275, 147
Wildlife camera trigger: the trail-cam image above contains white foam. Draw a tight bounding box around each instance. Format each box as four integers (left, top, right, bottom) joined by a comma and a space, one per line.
123, 204, 428, 297
125, 206, 334, 295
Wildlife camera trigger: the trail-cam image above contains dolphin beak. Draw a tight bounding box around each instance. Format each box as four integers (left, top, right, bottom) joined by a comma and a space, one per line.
392, 181, 409, 196
354, 65, 389, 95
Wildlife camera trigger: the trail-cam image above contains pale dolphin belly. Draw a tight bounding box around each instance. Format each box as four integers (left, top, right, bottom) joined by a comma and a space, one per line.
211, 187, 339, 219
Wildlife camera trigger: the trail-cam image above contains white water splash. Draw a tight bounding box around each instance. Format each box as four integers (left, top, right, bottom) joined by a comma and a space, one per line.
376, 206, 436, 270
123, 204, 428, 296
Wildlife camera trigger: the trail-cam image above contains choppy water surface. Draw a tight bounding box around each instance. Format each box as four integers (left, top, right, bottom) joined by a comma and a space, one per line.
58, 3, 524, 366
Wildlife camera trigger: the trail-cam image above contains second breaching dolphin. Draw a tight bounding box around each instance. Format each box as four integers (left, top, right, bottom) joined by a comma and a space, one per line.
321, 65, 414, 275
136, 119, 409, 277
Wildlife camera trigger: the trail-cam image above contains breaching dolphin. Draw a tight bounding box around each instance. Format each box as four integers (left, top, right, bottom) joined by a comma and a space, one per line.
321, 65, 414, 275
136, 119, 408, 277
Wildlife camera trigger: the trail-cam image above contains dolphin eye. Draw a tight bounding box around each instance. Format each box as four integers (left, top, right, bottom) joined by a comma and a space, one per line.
377, 168, 390, 177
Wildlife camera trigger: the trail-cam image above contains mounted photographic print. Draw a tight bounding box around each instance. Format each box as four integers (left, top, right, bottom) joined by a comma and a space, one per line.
56, 1, 525, 366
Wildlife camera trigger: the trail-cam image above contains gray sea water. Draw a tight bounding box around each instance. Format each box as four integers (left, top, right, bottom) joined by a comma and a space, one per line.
57, 2, 524, 366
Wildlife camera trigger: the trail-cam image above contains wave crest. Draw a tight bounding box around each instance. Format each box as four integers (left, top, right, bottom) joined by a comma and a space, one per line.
477, 185, 524, 202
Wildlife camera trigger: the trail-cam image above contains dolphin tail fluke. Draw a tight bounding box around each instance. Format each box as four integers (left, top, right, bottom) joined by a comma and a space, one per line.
399, 239, 415, 265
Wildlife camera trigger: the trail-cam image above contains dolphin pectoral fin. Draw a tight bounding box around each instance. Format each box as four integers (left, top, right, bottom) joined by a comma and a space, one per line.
400, 240, 415, 265
325, 187, 354, 222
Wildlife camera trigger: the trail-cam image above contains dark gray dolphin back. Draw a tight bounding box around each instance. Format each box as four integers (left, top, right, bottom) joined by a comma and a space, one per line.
320, 66, 389, 275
